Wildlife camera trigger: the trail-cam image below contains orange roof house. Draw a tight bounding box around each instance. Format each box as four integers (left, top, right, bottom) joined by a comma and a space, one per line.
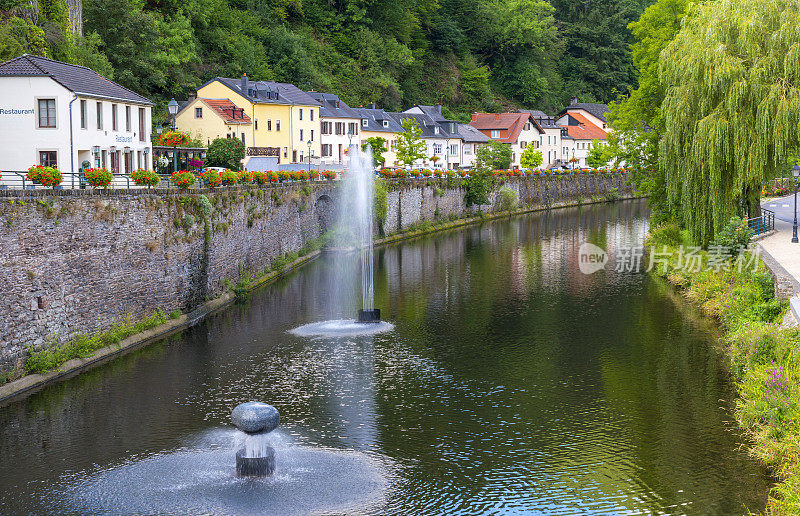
469, 112, 543, 144
560, 112, 606, 141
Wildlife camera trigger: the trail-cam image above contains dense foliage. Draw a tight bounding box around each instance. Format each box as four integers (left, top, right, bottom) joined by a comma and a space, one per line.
206, 137, 245, 170
1, 0, 655, 120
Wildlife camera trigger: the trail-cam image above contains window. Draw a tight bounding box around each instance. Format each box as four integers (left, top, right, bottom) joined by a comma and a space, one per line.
433, 143, 442, 154
310, 110, 314, 121
112, 104, 118, 131
299, 108, 303, 120
37, 99, 56, 128
491, 130, 500, 138
362, 118, 368, 127
450, 144, 458, 156
241, 133, 245, 144
276, 120, 281, 131
267, 119, 272, 131
255, 119, 259, 130
310, 129, 314, 141
322, 144, 332, 157
283, 147, 288, 158
101, 150, 107, 168
39, 150, 57, 167
80, 100, 86, 129
126, 106, 131, 131
139, 108, 146, 141
434, 127, 440, 135
464, 144, 472, 155
520, 141, 526, 149
382, 120, 388, 128
300, 129, 304, 141
195, 107, 203, 118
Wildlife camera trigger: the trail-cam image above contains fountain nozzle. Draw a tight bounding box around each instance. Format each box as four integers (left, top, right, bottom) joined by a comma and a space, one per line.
357, 309, 381, 323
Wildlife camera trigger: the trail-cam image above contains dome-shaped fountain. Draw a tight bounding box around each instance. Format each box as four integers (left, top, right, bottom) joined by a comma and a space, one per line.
231, 402, 280, 477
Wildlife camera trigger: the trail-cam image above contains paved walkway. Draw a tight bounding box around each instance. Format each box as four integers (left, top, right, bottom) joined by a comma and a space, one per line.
759, 197, 800, 323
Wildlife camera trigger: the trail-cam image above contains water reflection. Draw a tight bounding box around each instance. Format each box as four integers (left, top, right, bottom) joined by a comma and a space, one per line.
0, 200, 768, 515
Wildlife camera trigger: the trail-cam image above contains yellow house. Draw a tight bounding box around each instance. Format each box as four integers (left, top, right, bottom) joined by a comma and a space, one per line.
180, 75, 320, 166
175, 98, 252, 147
351, 107, 403, 168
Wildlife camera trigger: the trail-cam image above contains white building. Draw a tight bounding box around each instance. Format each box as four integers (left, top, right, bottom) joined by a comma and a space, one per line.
0, 54, 153, 187
469, 112, 544, 169
306, 91, 361, 166
401, 105, 466, 170
457, 123, 489, 168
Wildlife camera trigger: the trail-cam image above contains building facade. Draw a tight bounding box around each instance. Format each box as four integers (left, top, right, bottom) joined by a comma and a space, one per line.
0, 54, 152, 186
307, 91, 361, 166
175, 97, 252, 147
352, 107, 403, 168
185, 75, 320, 168
469, 112, 543, 169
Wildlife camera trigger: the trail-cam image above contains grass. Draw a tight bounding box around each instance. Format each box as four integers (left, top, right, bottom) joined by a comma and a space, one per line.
24, 310, 170, 376
649, 223, 800, 514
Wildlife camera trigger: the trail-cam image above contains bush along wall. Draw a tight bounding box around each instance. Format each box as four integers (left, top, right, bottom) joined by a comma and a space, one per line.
0, 173, 633, 383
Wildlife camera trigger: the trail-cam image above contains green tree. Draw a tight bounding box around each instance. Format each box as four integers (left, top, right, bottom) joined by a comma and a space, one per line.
520, 146, 543, 169
659, 0, 800, 245
362, 136, 387, 167
607, 0, 688, 225
207, 137, 245, 170
395, 118, 426, 168
476, 140, 512, 170
585, 139, 616, 168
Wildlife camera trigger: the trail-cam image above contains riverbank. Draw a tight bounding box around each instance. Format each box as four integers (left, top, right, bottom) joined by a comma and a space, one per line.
648, 224, 800, 514
0, 194, 639, 405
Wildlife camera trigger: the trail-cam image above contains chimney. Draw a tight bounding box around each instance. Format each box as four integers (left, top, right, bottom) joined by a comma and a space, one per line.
570, 96, 578, 105
368, 103, 376, 109
435, 103, 442, 114
241, 73, 248, 95
471, 114, 477, 122
188, 92, 196, 102
495, 113, 500, 120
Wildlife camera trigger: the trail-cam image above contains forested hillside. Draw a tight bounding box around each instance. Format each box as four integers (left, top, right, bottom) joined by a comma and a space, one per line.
0, 0, 652, 119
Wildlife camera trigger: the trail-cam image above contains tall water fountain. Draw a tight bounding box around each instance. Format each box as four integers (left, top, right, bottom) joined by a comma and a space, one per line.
290, 145, 393, 337
349, 145, 380, 323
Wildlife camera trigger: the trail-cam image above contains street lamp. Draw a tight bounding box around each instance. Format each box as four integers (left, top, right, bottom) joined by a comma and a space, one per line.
307, 139, 312, 178
167, 98, 179, 173
792, 164, 799, 243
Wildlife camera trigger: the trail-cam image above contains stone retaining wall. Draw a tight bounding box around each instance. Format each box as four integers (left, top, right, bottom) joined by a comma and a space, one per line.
0, 174, 632, 373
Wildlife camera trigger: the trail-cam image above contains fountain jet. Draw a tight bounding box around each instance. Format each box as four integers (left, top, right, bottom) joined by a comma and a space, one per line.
348, 145, 380, 323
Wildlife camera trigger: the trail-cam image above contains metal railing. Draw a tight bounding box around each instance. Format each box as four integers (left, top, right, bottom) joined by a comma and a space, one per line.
0, 171, 134, 190
748, 207, 775, 235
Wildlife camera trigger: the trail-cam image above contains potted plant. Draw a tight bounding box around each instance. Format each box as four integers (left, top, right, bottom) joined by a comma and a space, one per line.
156, 130, 191, 147
220, 169, 237, 186
84, 167, 114, 189
131, 169, 161, 188
169, 170, 196, 190
200, 169, 222, 188
236, 170, 253, 184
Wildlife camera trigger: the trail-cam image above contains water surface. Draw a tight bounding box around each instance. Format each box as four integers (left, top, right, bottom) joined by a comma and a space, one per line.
0, 200, 769, 514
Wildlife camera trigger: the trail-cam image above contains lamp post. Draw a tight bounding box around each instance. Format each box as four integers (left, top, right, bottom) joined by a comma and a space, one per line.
167, 98, 179, 174
793, 164, 799, 243
155, 124, 163, 174
307, 139, 312, 178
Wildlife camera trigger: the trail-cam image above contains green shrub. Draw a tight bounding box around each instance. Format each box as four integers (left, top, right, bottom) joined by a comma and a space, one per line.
711, 216, 754, 257
646, 221, 683, 247
498, 186, 518, 211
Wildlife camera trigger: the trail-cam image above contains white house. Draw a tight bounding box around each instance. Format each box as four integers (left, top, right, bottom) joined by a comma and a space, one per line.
556, 111, 608, 168
306, 91, 361, 166
457, 123, 489, 168
518, 110, 563, 168
402, 105, 466, 169
0, 54, 153, 187
469, 112, 544, 169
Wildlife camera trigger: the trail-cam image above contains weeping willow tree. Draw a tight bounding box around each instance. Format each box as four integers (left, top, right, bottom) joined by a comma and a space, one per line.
659, 0, 800, 245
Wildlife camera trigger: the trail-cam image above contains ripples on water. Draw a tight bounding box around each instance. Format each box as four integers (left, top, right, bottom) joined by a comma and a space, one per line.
0, 200, 769, 515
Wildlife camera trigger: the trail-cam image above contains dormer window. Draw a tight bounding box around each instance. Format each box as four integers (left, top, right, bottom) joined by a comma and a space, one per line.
382, 120, 389, 128
491, 130, 500, 138
434, 126, 440, 135
362, 118, 368, 127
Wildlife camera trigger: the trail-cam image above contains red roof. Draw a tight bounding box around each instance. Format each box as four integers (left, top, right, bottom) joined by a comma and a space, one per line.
469, 113, 542, 143
563, 112, 606, 140
201, 98, 252, 124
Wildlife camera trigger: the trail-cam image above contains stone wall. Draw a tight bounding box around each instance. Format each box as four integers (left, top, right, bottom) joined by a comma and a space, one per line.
0, 173, 632, 373
0, 185, 334, 372
384, 173, 631, 234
